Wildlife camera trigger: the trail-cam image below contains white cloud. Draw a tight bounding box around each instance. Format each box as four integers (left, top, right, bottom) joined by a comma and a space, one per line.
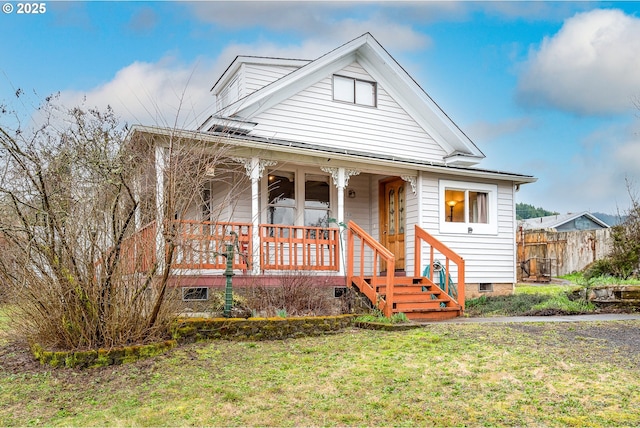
517, 9, 640, 115
466, 117, 535, 143
56, 55, 226, 129
54, 30, 429, 130
517, 118, 640, 214
187, 2, 431, 52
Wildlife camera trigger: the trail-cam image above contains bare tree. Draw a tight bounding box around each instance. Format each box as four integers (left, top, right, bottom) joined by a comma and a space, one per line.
0, 94, 247, 350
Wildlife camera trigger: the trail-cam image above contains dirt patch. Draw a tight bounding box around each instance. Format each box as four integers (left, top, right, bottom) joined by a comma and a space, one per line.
0, 339, 43, 375
525, 306, 639, 317
507, 321, 640, 366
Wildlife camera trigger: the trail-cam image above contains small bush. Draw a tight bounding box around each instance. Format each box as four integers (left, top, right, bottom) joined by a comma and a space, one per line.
207, 292, 248, 313
355, 310, 410, 324
584, 259, 616, 280
529, 294, 595, 314
465, 294, 549, 317
243, 271, 335, 317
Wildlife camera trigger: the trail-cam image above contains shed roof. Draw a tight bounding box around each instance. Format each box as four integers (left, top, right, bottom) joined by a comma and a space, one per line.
519, 211, 610, 230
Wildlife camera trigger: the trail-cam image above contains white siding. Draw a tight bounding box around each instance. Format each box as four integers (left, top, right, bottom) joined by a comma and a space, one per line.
210, 172, 251, 223
344, 173, 372, 231
418, 173, 516, 284
216, 63, 300, 110
404, 178, 419, 275
249, 62, 448, 164
243, 64, 300, 95
216, 74, 242, 111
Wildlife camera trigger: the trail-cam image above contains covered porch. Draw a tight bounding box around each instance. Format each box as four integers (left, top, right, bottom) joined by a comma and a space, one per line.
125, 128, 466, 319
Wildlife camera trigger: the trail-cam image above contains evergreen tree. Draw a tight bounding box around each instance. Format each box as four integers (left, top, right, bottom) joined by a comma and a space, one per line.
516, 203, 558, 220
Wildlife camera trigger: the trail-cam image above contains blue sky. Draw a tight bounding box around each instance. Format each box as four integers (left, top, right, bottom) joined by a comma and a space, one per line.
2, 1, 640, 215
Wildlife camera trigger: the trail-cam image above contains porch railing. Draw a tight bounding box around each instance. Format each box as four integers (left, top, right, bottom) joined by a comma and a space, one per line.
260, 224, 340, 271
171, 220, 251, 270
414, 225, 465, 311
120, 221, 157, 275
122, 220, 340, 273
346, 220, 395, 317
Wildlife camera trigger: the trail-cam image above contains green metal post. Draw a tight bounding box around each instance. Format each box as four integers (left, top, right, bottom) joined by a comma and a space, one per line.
223, 242, 235, 318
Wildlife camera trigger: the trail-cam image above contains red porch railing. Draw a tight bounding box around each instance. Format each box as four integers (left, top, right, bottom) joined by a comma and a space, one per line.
171, 220, 251, 270
414, 225, 465, 311
260, 224, 340, 271
346, 220, 395, 317
122, 221, 340, 272
120, 221, 157, 275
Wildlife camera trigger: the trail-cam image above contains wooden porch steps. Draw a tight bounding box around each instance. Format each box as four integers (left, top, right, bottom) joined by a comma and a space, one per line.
358, 275, 462, 321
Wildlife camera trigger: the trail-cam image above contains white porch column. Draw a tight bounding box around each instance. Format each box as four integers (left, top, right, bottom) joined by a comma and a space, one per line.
133, 175, 142, 230
233, 157, 276, 274
401, 174, 418, 275
154, 145, 166, 272
321, 166, 360, 275
250, 158, 260, 274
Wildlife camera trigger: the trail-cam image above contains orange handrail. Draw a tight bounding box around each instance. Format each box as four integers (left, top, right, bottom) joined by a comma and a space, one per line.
346, 220, 395, 317
260, 224, 339, 271
414, 225, 465, 311
121, 220, 341, 273
171, 220, 252, 270
119, 221, 157, 275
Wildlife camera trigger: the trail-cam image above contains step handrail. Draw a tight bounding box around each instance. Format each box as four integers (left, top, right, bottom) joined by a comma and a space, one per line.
346, 220, 395, 317
414, 225, 465, 311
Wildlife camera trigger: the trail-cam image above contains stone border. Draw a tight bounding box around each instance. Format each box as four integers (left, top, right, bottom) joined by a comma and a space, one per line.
30, 314, 366, 368
354, 321, 423, 331
172, 314, 359, 342
30, 340, 177, 369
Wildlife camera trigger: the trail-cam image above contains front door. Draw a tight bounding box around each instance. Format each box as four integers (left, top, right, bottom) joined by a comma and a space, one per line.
380, 178, 406, 271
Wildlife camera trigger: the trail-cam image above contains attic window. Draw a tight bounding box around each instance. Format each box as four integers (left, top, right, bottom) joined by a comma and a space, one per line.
333, 75, 376, 107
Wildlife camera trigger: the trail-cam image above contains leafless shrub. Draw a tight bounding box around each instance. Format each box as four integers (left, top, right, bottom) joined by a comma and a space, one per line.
244, 271, 337, 317
0, 94, 244, 350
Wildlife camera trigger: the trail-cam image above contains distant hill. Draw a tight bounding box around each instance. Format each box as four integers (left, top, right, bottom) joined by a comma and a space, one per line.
592, 212, 625, 226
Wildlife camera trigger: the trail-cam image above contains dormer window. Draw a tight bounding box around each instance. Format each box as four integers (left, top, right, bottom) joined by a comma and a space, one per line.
333, 75, 376, 107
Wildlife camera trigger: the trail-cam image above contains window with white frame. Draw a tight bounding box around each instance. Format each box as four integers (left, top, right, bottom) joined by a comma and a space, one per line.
267, 172, 296, 225
266, 170, 332, 228
304, 174, 330, 227
439, 180, 498, 235
333, 75, 376, 107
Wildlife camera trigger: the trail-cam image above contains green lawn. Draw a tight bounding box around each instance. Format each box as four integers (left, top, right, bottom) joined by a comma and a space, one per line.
515, 283, 577, 295
2, 316, 640, 426
464, 279, 631, 317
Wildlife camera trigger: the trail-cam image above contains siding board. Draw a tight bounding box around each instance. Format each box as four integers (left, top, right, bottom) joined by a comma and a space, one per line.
250, 61, 448, 163
419, 173, 517, 283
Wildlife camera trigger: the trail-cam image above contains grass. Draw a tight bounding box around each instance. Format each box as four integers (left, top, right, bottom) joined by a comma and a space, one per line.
561, 272, 640, 286
355, 311, 410, 324
466, 272, 640, 317
2, 318, 640, 426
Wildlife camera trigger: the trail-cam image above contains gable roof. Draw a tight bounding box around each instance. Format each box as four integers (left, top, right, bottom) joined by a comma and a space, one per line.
519, 211, 610, 230
200, 33, 485, 165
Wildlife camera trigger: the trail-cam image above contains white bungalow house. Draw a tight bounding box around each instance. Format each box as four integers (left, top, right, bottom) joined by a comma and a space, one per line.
127, 33, 536, 320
